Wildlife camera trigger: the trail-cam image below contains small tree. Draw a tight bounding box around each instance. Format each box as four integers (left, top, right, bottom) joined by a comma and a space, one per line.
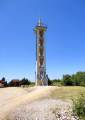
1, 77, 8, 87
20, 78, 31, 86
2, 77, 5, 81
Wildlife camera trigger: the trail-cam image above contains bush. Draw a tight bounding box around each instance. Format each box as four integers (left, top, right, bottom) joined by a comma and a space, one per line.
72, 93, 85, 119
51, 79, 62, 86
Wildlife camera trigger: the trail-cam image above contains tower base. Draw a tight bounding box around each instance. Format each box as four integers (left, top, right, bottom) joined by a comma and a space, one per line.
36, 79, 48, 86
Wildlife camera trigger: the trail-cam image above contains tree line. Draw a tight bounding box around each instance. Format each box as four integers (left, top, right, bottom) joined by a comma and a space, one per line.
1, 71, 85, 87
48, 71, 85, 86
0, 77, 34, 87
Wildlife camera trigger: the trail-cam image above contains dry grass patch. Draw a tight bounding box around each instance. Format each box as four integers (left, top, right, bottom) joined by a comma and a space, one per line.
50, 86, 85, 100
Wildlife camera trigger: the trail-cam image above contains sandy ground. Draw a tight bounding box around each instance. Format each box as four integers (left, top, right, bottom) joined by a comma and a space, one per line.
0, 86, 56, 120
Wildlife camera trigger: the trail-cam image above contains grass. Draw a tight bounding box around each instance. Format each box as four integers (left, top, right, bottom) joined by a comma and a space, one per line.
50, 86, 85, 100
50, 86, 85, 119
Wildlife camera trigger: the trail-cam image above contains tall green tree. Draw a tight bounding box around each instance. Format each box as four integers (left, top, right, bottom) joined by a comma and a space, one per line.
63, 74, 73, 86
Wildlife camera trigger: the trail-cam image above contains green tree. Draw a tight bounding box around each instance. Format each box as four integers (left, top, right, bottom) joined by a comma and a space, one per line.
48, 78, 52, 85
62, 74, 73, 86
72, 72, 85, 86
20, 78, 31, 85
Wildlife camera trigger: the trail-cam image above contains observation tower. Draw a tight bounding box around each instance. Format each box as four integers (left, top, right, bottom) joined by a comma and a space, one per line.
34, 19, 48, 85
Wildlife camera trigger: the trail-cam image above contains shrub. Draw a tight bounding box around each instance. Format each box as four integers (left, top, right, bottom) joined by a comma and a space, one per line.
51, 79, 62, 86
72, 93, 85, 119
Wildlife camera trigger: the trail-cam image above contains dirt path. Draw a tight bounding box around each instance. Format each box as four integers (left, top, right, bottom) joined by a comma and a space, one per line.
0, 86, 56, 120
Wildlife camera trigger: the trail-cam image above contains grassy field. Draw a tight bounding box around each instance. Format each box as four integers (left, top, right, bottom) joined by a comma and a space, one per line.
50, 86, 85, 100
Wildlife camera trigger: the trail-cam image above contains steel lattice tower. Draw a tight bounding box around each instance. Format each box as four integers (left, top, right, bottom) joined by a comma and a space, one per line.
34, 19, 48, 86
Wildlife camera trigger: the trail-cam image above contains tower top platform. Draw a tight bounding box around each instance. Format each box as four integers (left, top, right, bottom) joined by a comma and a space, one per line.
34, 19, 47, 32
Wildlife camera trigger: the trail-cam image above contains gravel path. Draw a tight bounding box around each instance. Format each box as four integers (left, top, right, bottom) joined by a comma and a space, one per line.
8, 99, 79, 120
0, 86, 56, 120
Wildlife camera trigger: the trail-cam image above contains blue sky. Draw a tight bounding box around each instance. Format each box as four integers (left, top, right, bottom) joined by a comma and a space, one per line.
0, 0, 85, 81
